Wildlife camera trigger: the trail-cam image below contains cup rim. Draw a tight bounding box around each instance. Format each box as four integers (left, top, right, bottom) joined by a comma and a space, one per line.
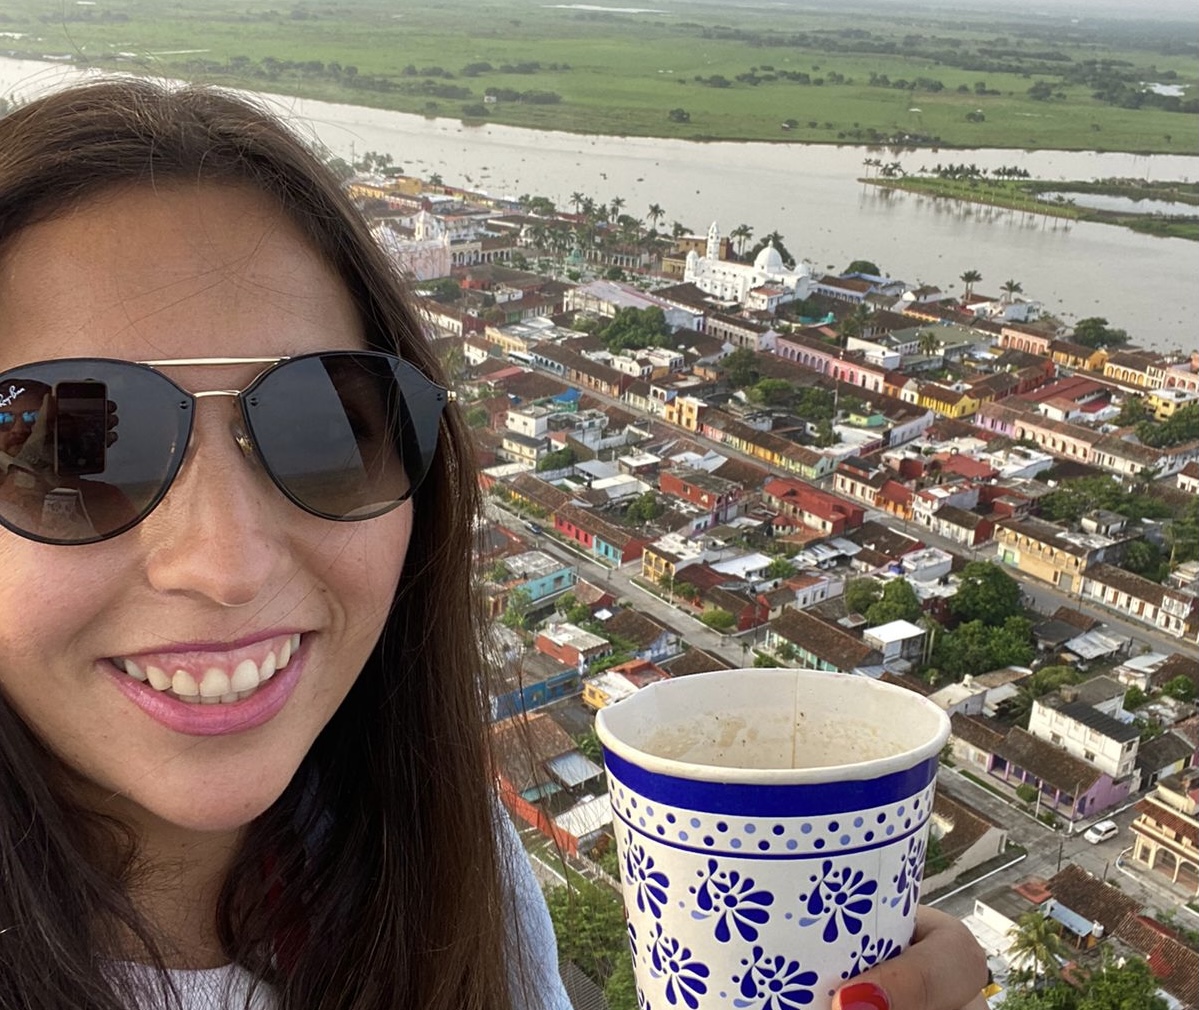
595, 668, 951, 785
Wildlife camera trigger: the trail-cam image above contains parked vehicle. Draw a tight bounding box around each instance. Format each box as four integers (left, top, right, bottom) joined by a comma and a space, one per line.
1083, 820, 1118, 844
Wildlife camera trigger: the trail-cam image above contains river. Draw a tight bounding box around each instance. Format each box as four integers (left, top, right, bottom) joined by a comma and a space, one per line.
3, 58, 1197, 352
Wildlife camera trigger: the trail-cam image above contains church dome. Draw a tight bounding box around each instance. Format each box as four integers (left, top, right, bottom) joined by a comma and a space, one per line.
754, 242, 784, 273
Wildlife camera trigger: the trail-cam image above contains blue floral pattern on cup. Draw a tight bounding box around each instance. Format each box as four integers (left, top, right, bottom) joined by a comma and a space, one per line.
797, 859, 878, 943
843, 933, 904, 978
890, 833, 926, 916
626, 841, 670, 919
732, 946, 819, 1009
691, 858, 775, 942
650, 930, 711, 1009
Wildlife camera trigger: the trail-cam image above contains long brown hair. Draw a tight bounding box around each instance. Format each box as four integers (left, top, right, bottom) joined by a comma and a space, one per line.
0, 79, 518, 1010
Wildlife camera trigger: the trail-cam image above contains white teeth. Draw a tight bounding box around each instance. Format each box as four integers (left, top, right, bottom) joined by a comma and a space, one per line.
146, 665, 171, 691
199, 667, 231, 698
117, 633, 301, 703
230, 659, 259, 693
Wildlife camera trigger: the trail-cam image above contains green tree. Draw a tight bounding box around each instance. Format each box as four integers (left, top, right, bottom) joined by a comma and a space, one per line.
574, 727, 603, 762
1123, 539, 1168, 582
1007, 911, 1069, 988
625, 491, 664, 523
1137, 402, 1199, 449
667, 107, 690, 123
845, 577, 883, 615
960, 269, 982, 301
538, 447, 578, 472
723, 347, 760, 387
1001, 278, 1024, 303
1009, 665, 1083, 722
545, 881, 632, 994
748, 378, 794, 405
1113, 395, 1148, 426
1123, 684, 1149, 710
1071, 316, 1130, 350
917, 330, 940, 356
865, 579, 922, 626
1077, 953, 1167, 1010
1040, 475, 1171, 526
765, 557, 797, 579
845, 259, 880, 275
597, 306, 671, 352
932, 617, 1033, 680
501, 587, 533, 630
950, 562, 1023, 625
646, 202, 665, 232
1163, 674, 1195, 702
700, 608, 736, 631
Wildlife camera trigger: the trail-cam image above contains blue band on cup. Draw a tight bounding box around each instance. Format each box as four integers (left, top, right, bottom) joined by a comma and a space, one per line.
602, 749, 939, 817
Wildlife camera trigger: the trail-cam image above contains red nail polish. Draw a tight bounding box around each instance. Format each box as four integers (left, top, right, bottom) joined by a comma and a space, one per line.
837, 981, 891, 1010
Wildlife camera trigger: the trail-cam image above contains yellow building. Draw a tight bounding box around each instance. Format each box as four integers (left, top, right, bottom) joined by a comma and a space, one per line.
917, 382, 981, 419
1147, 387, 1199, 421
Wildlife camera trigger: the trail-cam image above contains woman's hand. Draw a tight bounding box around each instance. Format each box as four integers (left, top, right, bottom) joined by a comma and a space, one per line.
832, 907, 989, 1010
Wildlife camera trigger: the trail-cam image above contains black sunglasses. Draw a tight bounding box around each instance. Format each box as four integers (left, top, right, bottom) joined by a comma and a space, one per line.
0, 352, 452, 546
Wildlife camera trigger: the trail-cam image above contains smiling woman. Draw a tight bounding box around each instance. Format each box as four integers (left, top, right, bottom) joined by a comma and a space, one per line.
0, 78, 568, 1010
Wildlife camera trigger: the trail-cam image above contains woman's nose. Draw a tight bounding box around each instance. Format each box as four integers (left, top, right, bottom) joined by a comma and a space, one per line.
142, 418, 289, 607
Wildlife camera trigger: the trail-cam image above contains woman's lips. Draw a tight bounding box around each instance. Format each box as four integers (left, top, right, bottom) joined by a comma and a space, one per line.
106, 633, 307, 737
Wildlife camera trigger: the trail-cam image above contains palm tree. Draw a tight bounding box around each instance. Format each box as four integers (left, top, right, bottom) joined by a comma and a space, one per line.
670, 220, 688, 239
839, 302, 873, 346
646, 202, 665, 233
1006, 911, 1068, 989
960, 269, 982, 302
1001, 278, 1024, 304
917, 330, 940, 356
569, 191, 584, 215
731, 223, 753, 256
609, 196, 625, 222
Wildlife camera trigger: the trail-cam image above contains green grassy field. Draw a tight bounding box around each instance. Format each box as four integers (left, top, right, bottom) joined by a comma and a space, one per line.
0, 0, 1195, 153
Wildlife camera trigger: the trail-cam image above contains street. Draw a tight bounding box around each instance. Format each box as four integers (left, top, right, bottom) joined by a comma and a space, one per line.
933, 764, 1196, 922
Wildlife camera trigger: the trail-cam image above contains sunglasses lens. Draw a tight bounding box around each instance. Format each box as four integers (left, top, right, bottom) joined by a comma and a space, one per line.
245, 353, 445, 519
0, 361, 189, 544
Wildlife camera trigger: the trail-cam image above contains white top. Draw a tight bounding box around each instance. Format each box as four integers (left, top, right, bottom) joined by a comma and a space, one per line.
124, 812, 572, 1009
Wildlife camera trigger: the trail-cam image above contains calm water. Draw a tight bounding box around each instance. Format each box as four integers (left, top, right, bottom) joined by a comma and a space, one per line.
1037, 191, 1199, 218
4, 59, 1198, 352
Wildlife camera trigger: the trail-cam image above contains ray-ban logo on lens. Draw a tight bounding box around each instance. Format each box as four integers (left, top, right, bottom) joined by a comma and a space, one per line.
0, 385, 27, 408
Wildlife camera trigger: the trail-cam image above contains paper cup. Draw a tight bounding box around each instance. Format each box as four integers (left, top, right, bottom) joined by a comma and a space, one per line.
595, 668, 951, 1010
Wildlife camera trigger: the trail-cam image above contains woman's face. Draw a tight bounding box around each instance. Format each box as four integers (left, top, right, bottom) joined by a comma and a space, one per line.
0, 185, 413, 835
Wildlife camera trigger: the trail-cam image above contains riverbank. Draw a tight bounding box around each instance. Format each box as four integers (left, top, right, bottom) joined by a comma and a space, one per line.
0, 0, 1195, 156
861, 176, 1199, 241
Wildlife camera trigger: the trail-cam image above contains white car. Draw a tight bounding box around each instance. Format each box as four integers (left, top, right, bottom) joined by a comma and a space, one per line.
1083, 820, 1119, 844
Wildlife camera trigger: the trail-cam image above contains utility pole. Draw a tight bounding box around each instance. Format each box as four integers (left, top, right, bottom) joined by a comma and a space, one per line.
1056, 839, 1064, 873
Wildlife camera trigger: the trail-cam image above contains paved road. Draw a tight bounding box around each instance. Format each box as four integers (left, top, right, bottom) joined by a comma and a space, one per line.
933, 765, 1194, 921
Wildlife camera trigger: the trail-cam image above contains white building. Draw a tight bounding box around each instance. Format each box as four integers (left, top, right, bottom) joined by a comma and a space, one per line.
371, 213, 451, 281
684, 222, 812, 304
1028, 688, 1139, 782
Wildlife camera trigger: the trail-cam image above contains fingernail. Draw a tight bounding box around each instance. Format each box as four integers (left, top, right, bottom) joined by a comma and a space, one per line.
836, 981, 891, 1010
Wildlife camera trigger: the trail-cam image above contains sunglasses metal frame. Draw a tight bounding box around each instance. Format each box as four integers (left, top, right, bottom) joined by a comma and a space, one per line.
0, 352, 455, 546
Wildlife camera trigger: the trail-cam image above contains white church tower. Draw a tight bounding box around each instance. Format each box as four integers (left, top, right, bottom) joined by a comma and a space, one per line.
706, 221, 721, 262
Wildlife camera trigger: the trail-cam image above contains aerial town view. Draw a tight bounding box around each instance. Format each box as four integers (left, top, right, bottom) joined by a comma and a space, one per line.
1, 0, 1197, 1007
